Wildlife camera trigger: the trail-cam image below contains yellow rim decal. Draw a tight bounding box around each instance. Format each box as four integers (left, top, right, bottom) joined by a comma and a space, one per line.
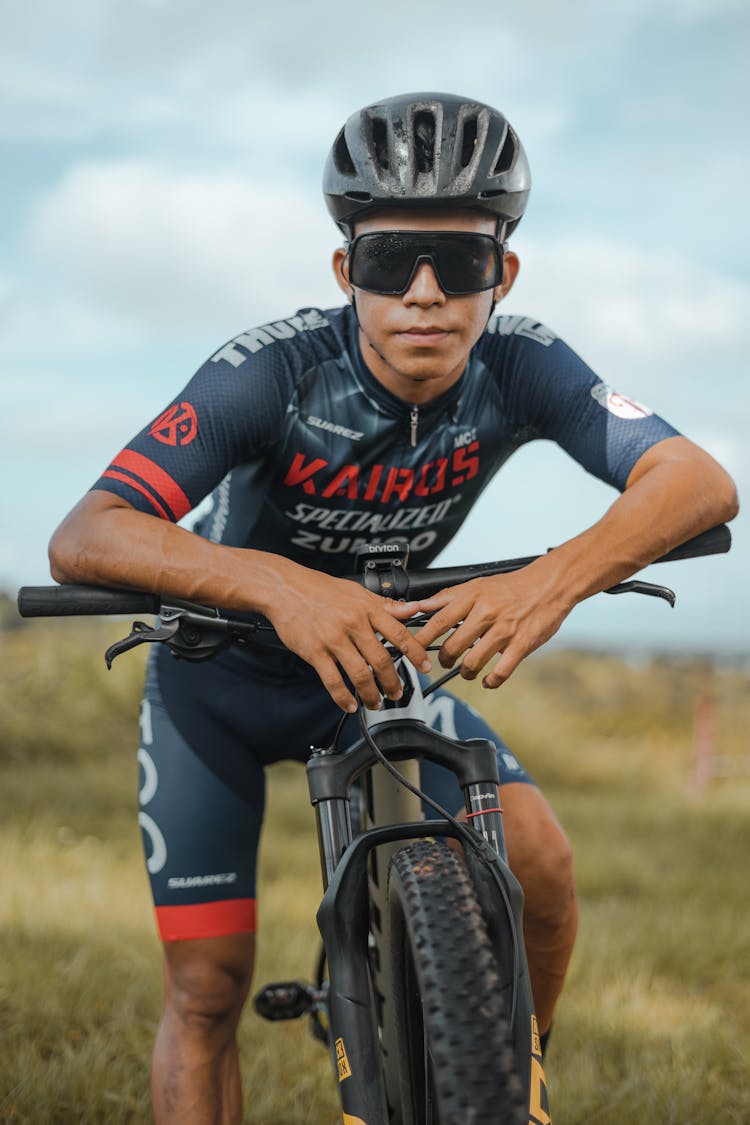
529, 1015, 552, 1125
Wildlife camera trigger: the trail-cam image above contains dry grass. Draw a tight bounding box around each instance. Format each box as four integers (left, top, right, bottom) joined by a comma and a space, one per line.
1, 618, 749, 1123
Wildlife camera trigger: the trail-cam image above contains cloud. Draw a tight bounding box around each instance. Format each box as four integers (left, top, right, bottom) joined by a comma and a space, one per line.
26, 159, 343, 335
4, 0, 745, 156
504, 236, 750, 383
21, 157, 750, 413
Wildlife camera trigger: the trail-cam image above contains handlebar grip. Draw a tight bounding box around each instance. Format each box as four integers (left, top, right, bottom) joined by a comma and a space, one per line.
654, 523, 732, 563
16, 585, 161, 618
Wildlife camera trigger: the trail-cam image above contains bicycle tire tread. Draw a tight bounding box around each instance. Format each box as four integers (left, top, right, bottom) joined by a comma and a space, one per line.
388, 840, 527, 1125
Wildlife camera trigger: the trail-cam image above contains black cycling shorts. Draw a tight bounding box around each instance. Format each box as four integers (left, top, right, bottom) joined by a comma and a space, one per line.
138, 644, 533, 942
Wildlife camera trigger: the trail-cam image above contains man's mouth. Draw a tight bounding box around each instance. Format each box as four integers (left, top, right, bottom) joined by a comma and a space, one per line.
397, 326, 451, 345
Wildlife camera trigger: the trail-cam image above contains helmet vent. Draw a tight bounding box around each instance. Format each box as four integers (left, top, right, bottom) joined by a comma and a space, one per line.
333, 129, 356, 176
492, 126, 517, 176
413, 111, 436, 173
459, 115, 479, 169
371, 117, 389, 170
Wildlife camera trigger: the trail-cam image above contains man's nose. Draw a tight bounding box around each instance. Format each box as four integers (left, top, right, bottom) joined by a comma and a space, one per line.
403, 260, 447, 305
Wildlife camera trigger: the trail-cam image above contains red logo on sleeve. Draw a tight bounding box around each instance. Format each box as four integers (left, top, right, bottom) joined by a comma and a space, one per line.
149, 402, 198, 446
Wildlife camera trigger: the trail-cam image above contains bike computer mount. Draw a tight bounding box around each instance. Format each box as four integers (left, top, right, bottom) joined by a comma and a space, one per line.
354, 541, 410, 599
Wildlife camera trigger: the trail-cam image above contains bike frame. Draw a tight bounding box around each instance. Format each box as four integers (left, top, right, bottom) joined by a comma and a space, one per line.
308, 659, 538, 1124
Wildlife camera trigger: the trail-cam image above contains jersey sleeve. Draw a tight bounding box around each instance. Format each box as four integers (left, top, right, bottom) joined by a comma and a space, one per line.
487, 318, 681, 491
91, 330, 298, 521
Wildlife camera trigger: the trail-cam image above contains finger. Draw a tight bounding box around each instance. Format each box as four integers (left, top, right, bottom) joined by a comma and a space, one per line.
412, 602, 470, 649
313, 653, 358, 713
455, 628, 512, 678
338, 644, 387, 710
375, 614, 432, 673
481, 642, 524, 689
436, 618, 488, 668
380, 599, 420, 620
355, 641, 404, 701
404, 591, 458, 621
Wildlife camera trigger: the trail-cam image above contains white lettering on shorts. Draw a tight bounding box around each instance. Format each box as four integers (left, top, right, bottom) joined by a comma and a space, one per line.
167, 872, 238, 890
423, 693, 458, 740
138, 699, 167, 875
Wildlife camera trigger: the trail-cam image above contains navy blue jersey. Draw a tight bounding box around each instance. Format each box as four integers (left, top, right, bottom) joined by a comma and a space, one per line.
93, 304, 679, 576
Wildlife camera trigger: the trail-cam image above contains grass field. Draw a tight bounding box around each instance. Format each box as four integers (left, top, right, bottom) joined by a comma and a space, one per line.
1, 617, 749, 1123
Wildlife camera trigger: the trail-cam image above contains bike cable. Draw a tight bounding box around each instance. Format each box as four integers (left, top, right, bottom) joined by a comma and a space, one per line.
355, 693, 523, 1028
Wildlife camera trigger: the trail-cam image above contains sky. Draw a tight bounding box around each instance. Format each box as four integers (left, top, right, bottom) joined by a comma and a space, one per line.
1, 0, 748, 652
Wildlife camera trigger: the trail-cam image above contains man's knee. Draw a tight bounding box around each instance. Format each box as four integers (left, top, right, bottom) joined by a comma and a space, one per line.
163, 932, 255, 1042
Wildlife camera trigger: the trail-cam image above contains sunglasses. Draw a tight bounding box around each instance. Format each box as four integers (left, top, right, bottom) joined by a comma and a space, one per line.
346, 231, 505, 296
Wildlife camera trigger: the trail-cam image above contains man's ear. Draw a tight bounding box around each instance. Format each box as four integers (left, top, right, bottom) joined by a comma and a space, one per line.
494, 250, 520, 303
332, 247, 353, 299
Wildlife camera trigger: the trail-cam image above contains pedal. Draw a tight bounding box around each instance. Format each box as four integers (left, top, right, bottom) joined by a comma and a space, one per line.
253, 980, 317, 1021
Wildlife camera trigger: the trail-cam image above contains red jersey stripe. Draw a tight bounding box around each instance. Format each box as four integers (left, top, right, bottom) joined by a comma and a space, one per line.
102, 469, 171, 520
154, 898, 257, 941
111, 449, 192, 521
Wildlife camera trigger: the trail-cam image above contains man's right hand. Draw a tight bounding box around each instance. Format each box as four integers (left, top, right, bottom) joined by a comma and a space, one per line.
264, 562, 432, 713
49, 492, 431, 713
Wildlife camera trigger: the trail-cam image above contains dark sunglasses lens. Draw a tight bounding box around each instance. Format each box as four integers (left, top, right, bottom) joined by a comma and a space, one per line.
349, 233, 501, 294
434, 235, 500, 293
349, 233, 415, 292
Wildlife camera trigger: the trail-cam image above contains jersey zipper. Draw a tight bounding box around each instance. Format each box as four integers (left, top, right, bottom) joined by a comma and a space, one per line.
409, 404, 419, 448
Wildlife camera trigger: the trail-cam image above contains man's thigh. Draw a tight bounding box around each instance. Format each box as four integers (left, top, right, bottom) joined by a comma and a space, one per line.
138, 659, 266, 942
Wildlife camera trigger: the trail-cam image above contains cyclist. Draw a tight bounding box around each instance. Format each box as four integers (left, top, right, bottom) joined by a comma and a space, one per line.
48, 92, 737, 1123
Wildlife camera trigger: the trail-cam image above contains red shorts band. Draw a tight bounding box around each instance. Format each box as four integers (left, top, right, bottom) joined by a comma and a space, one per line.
155, 898, 257, 942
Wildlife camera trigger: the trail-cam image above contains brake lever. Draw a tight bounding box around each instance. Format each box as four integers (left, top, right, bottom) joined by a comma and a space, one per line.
104, 604, 237, 668
604, 580, 676, 607
105, 618, 181, 668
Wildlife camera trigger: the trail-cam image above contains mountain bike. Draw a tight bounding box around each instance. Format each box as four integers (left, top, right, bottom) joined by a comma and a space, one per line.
16, 523, 731, 1125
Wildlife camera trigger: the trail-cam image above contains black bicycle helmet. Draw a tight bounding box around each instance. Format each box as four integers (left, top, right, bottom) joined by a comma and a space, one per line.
323, 92, 531, 239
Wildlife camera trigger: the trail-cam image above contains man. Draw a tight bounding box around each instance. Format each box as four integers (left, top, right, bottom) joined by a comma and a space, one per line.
49, 92, 738, 1122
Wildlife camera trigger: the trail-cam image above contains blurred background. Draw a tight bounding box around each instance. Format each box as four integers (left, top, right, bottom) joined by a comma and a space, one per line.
1, 0, 747, 652
1, 7, 748, 1120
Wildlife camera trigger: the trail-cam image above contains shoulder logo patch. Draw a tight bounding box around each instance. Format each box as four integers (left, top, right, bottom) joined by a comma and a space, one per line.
590, 384, 653, 420
149, 402, 198, 446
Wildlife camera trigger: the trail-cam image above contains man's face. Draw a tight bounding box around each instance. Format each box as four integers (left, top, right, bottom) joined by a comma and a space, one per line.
333, 208, 518, 404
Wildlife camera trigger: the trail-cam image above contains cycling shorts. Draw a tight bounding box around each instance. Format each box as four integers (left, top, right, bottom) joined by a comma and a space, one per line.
138, 644, 533, 942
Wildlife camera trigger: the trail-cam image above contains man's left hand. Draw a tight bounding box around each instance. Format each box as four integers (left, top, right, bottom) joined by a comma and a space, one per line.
386, 563, 573, 687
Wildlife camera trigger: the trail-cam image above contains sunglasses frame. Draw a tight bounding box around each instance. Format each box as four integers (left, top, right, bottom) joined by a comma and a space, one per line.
345, 230, 506, 297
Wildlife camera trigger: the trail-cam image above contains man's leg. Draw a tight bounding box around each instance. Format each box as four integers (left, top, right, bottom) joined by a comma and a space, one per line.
151, 933, 255, 1125
499, 781, 578, 1035
139, 654, 266, 1123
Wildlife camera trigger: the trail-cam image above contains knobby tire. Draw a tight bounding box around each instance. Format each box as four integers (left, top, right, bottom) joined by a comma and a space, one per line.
385, 840, 527, 1125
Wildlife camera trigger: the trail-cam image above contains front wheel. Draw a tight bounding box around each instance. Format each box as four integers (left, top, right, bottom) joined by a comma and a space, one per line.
386, 840, 527, 1125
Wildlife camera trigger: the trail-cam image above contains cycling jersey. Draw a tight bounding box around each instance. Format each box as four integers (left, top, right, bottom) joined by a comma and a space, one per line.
92, 304, 679, 575
99, 303, 680, 943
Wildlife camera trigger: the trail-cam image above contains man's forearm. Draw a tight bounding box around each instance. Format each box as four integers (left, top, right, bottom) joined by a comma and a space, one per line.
538, 436, 738, 611
48, 492, 299, 615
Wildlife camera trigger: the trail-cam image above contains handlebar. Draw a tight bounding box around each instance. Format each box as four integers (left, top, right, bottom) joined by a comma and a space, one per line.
16, 523, 732, 622
399, 522, 732, 599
